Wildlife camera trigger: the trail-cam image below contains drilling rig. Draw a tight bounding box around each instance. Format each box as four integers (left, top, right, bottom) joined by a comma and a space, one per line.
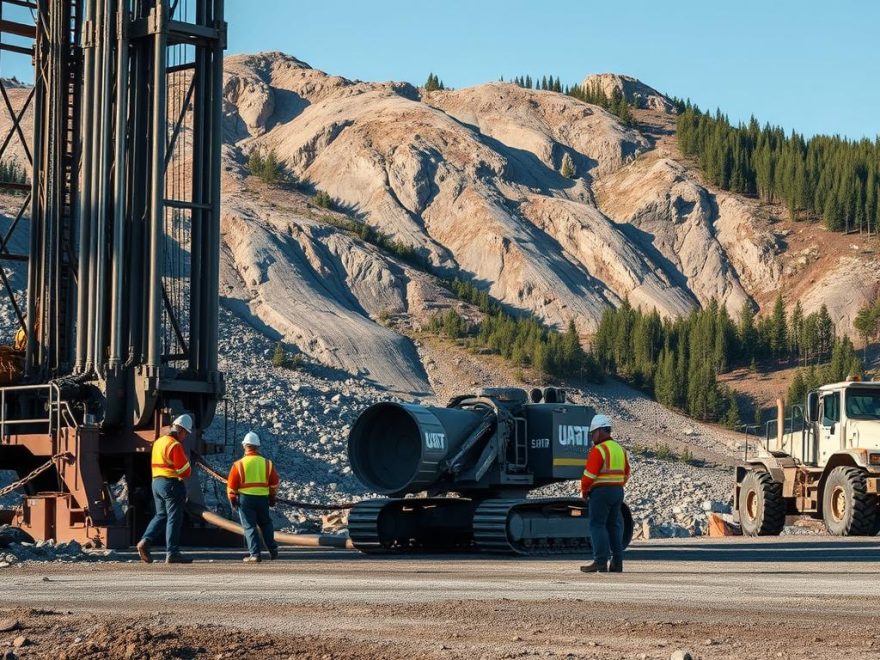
347, 387, 634, 554
0, 0, 226, 548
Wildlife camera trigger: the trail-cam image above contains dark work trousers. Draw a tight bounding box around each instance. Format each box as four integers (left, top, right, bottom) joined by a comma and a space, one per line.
238, 494, 278, 557
588, 485, 625, 564
142, 477, 186, 556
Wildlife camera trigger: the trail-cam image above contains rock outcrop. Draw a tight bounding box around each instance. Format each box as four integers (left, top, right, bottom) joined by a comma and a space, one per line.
594, 156, 756, 315
220, 192, 432, 394
581, 73, 676, 113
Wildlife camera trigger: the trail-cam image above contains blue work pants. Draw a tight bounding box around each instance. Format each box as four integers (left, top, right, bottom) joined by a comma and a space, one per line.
588, 486, 625, 564
238, 494, 278, 557
142, 477, 186, 556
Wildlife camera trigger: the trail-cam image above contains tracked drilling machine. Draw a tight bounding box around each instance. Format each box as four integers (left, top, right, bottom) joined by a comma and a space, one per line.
0, 0, 226, 547
347, 387, 634, 554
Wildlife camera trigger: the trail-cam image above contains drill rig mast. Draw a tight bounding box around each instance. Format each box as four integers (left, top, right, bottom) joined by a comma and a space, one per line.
0, 0, 226, 547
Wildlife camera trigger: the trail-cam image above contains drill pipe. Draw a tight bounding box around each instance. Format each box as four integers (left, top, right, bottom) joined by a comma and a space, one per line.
187, 503, 354, 549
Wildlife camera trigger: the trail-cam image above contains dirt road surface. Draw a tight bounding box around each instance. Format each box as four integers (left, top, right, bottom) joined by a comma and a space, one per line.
2, 537, 880, 659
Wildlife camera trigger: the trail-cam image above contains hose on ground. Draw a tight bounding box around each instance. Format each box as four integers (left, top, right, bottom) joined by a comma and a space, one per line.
187, 502, 354, 549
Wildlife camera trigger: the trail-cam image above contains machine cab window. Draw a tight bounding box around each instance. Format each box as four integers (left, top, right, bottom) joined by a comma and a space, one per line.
821, 392, 840, 428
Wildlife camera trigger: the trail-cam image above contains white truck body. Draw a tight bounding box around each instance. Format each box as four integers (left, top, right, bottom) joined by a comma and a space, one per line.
737, 380, 880, 536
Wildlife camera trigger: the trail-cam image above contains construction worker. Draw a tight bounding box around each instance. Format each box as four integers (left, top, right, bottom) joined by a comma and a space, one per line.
137, 414, 195, 565
579, 413, 630, 573
227, 431, 280, 563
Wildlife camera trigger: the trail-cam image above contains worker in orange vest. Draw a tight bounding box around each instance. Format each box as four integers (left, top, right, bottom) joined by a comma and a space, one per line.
137, 414, 195, 564
579, 413, 631, 573
227, 431, 281, 563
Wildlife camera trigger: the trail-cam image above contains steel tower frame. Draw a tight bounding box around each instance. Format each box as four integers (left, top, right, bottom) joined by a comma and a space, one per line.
0, 0, 227, 547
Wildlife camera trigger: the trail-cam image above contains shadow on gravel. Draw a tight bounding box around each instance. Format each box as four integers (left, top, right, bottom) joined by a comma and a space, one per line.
109, 540, 880, 564
625, 540, 880, 563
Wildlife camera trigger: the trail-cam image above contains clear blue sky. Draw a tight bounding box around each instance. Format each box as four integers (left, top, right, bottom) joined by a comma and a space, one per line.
0, 1, 873, 139
224, 0, 879, 140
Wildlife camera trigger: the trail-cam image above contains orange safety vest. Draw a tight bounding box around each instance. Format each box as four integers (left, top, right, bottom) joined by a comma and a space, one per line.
231, 454, 274, 496
583, 439, 628, 487
151, 434, 189, 480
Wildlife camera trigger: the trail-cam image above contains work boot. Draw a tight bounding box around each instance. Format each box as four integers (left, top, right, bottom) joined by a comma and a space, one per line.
579, 561, 609, 573
136, 539, 153, 564
165, 554, 192, 564
269, 548, 279, 560
243, 555, 262, 563
608, 558, 623, 573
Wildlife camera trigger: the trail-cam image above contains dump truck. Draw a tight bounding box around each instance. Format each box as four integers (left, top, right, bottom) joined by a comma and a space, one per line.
346, 386, 634, 555
736, 379, 880, 536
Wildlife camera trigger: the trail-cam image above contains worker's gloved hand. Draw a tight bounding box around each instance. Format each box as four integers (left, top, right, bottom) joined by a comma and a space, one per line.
269, 496, 277, 508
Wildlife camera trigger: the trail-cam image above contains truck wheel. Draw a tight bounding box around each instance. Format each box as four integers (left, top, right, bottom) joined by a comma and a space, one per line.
822, 467, 879, 536
739, 470, 785, 536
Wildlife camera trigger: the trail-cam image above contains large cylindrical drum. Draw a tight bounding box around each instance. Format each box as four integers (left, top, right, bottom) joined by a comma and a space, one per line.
347, 402, 484, 496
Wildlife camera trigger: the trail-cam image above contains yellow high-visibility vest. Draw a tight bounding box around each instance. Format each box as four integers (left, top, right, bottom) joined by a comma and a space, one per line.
592, 440, 627, 486
234, 454, 273, 496
151, 435, 189, 479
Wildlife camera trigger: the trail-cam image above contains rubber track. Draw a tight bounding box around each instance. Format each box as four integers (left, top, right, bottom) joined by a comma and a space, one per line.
347, 499, 391, 553
753, 471, 786, 536
473, 498, 592, 555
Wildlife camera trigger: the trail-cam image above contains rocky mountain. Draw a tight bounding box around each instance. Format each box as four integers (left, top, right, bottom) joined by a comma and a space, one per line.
1, 51, 876, 393
219, 51, 879, 392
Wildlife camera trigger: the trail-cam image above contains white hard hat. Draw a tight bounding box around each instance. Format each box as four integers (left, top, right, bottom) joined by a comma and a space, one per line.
242, 431, 261, 447
172, 413, 193, 434
589, 414, 612, 433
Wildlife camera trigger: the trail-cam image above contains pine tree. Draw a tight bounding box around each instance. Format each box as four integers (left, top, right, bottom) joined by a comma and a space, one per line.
855, 305, 875, 358
789, 300, 804, 360
654, 347, 676, 407
770, 295, 787, 359
788, 370, 807, 406
738, 301, 757, 361
272, 341, 286, 368
722, 390, 741, 430
560, 320, 584, 374
817, 305, 834, 359
424, 73, 445, 92
560, 153, 575, 178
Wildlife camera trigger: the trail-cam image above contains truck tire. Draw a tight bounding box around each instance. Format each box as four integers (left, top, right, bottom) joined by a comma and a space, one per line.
738, 470, 785, 536
822, 467, 879, 536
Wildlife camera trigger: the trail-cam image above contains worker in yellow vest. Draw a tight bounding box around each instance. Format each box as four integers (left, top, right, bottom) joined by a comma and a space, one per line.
227, 432, 280, 563
137, 414, 195, 564
579, 414, 631, 573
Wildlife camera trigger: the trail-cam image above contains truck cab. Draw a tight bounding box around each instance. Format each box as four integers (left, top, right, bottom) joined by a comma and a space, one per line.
813, 382, 880, 465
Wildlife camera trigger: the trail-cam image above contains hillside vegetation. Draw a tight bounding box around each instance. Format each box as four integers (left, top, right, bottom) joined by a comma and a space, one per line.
677, 103, 880, 233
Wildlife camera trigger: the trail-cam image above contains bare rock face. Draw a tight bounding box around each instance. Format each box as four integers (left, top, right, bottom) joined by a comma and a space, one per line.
520, 196, 696, 318
594, 156, 754, 316
799, 256, 880, 334
713, 194, 783, 296
222, 54, 720, 336
220, 193, 431, 394
581, 73, 676, 114
425, 82, 649, 177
